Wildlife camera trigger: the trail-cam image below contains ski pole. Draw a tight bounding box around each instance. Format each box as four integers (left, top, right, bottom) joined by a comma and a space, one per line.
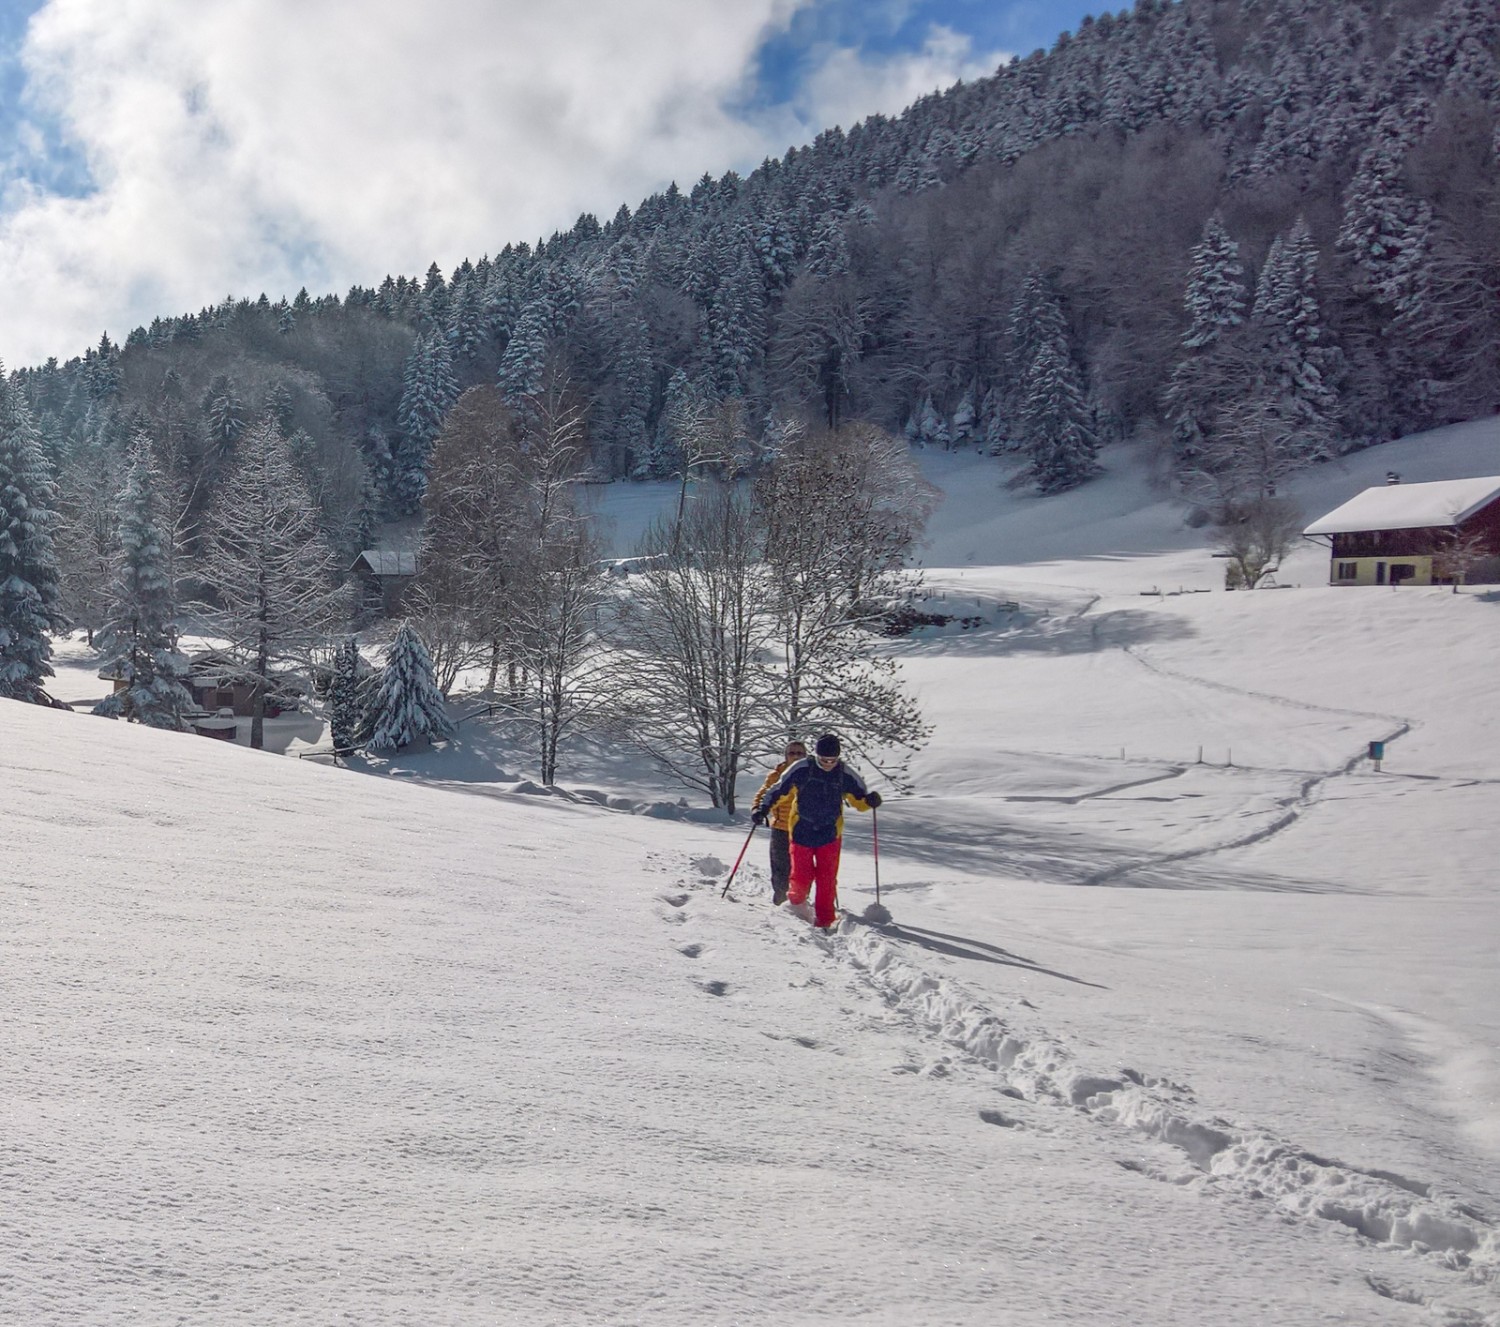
872, 808, 881, 907
722, 821, 759, 898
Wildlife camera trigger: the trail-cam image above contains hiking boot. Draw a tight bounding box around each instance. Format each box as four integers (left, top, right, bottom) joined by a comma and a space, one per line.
771, 885, 788, 905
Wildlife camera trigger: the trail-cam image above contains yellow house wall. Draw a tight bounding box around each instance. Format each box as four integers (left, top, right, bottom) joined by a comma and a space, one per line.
1328, 555, 1435, 586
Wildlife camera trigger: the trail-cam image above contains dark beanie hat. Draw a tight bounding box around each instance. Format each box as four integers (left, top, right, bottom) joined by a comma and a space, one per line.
814, 733, 841, 758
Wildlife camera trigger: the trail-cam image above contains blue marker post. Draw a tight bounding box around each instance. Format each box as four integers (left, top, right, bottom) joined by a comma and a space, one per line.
1368, 740, 1385, 772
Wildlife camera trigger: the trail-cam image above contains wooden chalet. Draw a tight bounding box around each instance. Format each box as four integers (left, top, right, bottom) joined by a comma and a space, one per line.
352, 549, 418, 619
1302, 475, 1500, 586
94, 649, 302, 739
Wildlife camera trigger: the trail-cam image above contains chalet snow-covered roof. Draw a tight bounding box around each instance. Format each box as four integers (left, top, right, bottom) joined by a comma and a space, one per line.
1303, 476, 1500, 536
353, 549, 417, 577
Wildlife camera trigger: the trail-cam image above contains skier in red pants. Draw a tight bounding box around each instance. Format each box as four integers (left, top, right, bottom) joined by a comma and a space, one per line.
752, 733, 880, 929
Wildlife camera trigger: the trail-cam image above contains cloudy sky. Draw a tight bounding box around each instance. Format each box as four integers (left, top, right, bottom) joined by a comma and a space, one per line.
0, 0, 1104, 367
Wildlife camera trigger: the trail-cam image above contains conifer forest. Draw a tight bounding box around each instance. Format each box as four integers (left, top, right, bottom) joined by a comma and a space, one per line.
2, 0, 1497, 784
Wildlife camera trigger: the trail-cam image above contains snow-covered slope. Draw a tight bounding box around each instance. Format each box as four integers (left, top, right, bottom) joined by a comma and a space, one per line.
5, 420, 1500, 1326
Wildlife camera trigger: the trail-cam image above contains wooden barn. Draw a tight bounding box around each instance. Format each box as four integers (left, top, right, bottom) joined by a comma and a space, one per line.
352, 549, 418, 619
1302, 475, 1500, 587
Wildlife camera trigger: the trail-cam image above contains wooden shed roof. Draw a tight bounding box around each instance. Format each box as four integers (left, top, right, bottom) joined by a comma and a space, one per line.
353, 550, 418, 577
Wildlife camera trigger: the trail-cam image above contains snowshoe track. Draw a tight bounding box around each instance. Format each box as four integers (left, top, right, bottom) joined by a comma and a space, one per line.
790, 888, 1499, 1289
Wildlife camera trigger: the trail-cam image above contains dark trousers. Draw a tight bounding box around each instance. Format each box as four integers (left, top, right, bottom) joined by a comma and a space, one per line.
769, 828, 791, 901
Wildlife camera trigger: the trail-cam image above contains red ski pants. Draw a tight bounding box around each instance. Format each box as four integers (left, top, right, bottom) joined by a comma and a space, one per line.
788, 839, 841, 926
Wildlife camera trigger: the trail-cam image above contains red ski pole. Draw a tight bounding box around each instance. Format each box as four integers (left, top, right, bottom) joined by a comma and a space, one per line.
721, 821, 759, 898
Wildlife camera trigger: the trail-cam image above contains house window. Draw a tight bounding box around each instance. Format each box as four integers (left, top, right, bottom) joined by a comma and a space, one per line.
1336, 562, 1357, 580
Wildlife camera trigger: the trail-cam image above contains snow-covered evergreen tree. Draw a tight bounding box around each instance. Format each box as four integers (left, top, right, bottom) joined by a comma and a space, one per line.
367, 622, 454, 751
1018, 339, 1100, 494
1250, 219, 1343, 449
448, 266, 486, 362
1164, 215, 1254, 466
632, 368, 686, 481
1182, 215, 1248, 350
917, 397, 949, 449
709, 246, 766, 398
498, 298, 552, 406
603, 315, 653, 478
0, 370, 66, 703
393, 329, 459, 514
329, 635, 365, 757
979, 386, 1012, 453
95, 441, 190, 728
804, 213, 851, 279
950, 386, 977, 449
203, 375, 247, 449
1006, 273, 1099, 492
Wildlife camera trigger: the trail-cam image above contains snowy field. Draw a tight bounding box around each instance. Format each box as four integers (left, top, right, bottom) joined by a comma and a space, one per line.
5, 420, 1500, 1325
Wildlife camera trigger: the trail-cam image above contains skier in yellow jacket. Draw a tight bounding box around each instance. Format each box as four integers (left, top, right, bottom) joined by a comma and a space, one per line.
751, 739, 806, 905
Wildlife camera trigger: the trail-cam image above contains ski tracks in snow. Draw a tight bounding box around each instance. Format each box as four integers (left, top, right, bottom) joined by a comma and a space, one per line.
1078, 644, 1417, 886
663, 850, 1500, 1325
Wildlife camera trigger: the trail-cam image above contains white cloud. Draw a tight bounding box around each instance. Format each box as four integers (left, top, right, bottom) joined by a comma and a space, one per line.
0, 1, 1004, 365
784, 24, 1011, 137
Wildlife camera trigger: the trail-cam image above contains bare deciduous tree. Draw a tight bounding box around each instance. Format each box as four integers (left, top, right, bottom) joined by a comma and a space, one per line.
1211, 495, 1305, 590
754, 420, 932, 782
1433, 527, 1492, 592
616, 485, 775, 811
414, 386, 526, 695
195, 420, 350, 748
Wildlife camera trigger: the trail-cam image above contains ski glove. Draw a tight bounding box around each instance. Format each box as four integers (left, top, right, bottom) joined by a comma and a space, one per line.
751, 808, 769, 827
866, 790, 882, 809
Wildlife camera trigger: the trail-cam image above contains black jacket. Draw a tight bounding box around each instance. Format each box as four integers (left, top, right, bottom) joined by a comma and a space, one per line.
761, 758, 875, 848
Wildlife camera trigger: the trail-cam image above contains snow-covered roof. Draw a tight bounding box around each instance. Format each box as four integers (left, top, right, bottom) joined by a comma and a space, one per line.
1303, 476, 1500, 535
354, 549, 417, 576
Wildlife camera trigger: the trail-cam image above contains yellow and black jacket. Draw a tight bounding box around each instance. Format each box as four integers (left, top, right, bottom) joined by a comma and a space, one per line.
752, 759, 799, 832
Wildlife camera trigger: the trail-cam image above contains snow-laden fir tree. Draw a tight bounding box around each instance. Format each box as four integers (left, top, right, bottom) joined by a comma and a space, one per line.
94, 441, 191, 728
1008, 276, 1099, 493
1163, 214, 1252, 466
498, 299, 553, 407
1248, 218, 1342, 455
917, 397, 950, 449
0, 369, 66, 703
950, 385, 977, 448
328, 636, 365, 757
1018, 338, 1100, 494
392, 329, 459, 515
1182, 215, 1248, 350
367, 622, 454, 751
197, 419, 348, 749
202, 375, 247, 449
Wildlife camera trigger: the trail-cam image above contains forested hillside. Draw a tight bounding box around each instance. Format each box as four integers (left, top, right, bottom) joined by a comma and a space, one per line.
8, 0, 1499, 571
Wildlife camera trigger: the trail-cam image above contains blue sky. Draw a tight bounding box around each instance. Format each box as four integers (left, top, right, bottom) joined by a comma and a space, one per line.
0, 1, 1110, 364
754, 0, 1109, 108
